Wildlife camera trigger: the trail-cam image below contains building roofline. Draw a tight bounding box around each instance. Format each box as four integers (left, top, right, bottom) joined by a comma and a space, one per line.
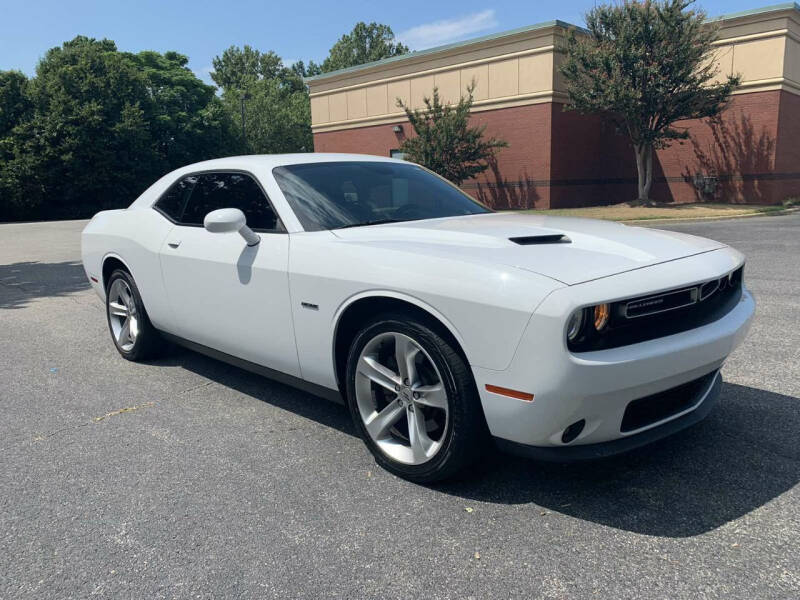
305, 3, 800, 85
304, 19, 580, 84
707, 2, 799, 23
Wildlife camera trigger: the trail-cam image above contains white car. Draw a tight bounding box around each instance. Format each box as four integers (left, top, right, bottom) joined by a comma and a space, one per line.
82, 154, 754, 482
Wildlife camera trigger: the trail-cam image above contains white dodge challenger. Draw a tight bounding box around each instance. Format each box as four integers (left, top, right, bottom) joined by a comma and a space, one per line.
82, 154, 754, 482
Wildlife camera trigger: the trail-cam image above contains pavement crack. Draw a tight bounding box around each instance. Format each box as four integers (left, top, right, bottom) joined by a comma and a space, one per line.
15, 380, 216, 449
92, 401, 155, 422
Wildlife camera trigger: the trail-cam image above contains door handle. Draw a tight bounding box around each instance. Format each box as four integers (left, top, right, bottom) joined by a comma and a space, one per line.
167, 241, 181, 248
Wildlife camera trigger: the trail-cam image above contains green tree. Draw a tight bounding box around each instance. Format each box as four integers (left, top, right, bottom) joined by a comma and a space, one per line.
210, 45, 311, 154
397, 84, 507, 185
560, 0, 740, 203
0, 71, 32, 137
223, 82, 312, 154
133, 50, 238, 167
211, 45, 304, 93
291, 60, 322, 78
321, 22, 409, 73
0, 36, 236, 221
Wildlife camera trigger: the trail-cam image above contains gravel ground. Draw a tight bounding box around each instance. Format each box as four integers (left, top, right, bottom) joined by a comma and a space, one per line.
1, 214, 798, 599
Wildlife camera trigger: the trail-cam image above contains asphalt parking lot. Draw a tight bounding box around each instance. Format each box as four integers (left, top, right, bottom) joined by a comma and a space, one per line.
1, 214, 798, 599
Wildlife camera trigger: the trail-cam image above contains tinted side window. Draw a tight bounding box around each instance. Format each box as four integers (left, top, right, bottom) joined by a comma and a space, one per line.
155, 176, 197, 221
181, 173, 279, 231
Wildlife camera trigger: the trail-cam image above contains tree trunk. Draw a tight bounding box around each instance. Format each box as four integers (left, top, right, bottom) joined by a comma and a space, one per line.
634, 143, 654, 203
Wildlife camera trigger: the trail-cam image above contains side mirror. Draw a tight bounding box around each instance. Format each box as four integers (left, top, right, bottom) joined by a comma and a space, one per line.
204, 208, 260, 246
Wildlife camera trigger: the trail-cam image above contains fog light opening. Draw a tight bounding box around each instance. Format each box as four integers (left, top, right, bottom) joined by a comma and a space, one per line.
561, 419, 586, 444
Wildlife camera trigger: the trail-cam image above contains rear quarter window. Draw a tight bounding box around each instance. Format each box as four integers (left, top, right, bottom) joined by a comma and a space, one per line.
154, 176, 197, 222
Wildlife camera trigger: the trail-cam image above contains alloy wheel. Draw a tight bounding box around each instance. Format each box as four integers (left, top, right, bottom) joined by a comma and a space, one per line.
107, 278, 139, 352
354, 332, 449, 465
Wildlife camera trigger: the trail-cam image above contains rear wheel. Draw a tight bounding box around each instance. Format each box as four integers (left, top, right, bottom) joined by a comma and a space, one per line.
105, 269, 162, 361
345, 313, 486, 483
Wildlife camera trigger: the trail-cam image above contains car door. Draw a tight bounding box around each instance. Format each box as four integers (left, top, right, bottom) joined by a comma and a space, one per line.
157, 171, 300, 377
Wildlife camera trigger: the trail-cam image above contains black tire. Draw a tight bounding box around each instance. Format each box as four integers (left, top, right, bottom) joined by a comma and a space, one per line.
345, 312, 487, 483
105, 269, 164, 361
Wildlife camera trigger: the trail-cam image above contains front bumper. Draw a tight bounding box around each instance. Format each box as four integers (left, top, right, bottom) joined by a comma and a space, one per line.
494, 370, 721, 461
472, 248, 754, 454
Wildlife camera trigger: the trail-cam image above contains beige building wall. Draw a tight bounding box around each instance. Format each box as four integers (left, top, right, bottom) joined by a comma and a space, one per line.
308, 5, 800, 134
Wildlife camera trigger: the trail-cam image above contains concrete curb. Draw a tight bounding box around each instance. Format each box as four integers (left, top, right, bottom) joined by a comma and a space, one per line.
621, 206, 800, 225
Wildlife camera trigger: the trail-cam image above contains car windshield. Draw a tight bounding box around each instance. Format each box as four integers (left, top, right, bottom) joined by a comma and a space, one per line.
272, 161, 491, 231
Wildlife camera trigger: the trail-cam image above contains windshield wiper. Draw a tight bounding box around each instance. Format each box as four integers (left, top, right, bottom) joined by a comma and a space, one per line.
335, 218, 404, 229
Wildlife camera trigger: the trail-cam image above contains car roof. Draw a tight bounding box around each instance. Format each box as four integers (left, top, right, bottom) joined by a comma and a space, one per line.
127, 153, 409, 214
177, 153, 401, 172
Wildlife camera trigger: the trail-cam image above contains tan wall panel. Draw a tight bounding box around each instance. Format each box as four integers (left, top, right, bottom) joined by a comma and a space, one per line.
733, 37, 786, 81
435, 70, 462, 104
347, 88, 367, 120
329, 92, 348, 123
785, 38, 800, 84
716, 15, 790, 42
461, 64, 488, 99
551, 51, 567, 93
410, 75, 435, 109
489, 58, 519, 98
366, 84, 388, 116
709, 45, 735, 85
310, 95, 330, 125
519, 52, 553, 94
387, 79, 411, 109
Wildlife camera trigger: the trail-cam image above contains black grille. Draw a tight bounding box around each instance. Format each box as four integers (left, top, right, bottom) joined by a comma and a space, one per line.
568, 266, 743, 352
621, 371, 717, 432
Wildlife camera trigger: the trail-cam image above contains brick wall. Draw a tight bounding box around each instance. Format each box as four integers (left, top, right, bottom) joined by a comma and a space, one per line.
312, 90, 798, 208
653, 91, 782, 204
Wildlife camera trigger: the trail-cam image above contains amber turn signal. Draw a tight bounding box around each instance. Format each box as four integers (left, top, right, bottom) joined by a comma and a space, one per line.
593, 303, 610, 330
485, 384, 534, 402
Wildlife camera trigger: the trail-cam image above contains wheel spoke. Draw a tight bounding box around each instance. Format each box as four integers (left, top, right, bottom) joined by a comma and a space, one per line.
108, 301, 128, 318
412, 383, 447, 410
128, 317, 139, 342
358, 355, 401, 392
394, 334, 419, 385
364, 399, 404, 440
407, 406, 434, 461
119, 319, 131, 344
120, 286, 135, 315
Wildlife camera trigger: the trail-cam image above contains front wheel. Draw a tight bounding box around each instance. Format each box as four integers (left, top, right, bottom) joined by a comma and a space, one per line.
345, 313, 486, 483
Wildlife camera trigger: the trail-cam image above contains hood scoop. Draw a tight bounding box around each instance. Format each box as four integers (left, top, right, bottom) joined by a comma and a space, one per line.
509, 234, 571, 245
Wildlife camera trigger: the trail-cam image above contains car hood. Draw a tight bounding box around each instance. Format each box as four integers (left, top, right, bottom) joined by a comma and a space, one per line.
331, 212, 726, 285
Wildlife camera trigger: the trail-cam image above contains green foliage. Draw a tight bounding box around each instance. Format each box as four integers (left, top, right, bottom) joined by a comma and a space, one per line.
290, 60, 322, 78
560, 0, 740, 202
223, 83, 312, 154
211, 45, 305, 93
210, 45, 311, 154
0, 71, 32, 137
0, 20, 409, 221
0, 36, 237, 221
397, 84, 507, 185
321, 22, 408, 73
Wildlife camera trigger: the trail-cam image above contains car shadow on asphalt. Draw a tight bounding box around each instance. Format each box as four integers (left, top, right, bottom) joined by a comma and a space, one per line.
438, 382, 800, 537
154, 346, 799, 538
149, 346, 358, 437
0, 261, 90, 309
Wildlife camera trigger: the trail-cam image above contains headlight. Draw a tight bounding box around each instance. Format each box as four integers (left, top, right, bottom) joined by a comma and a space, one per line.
593, 303, 610, 331
566, 309, 584, 341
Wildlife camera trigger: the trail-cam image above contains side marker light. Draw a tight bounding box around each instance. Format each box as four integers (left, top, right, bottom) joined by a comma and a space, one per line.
485, 384, 534, 402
